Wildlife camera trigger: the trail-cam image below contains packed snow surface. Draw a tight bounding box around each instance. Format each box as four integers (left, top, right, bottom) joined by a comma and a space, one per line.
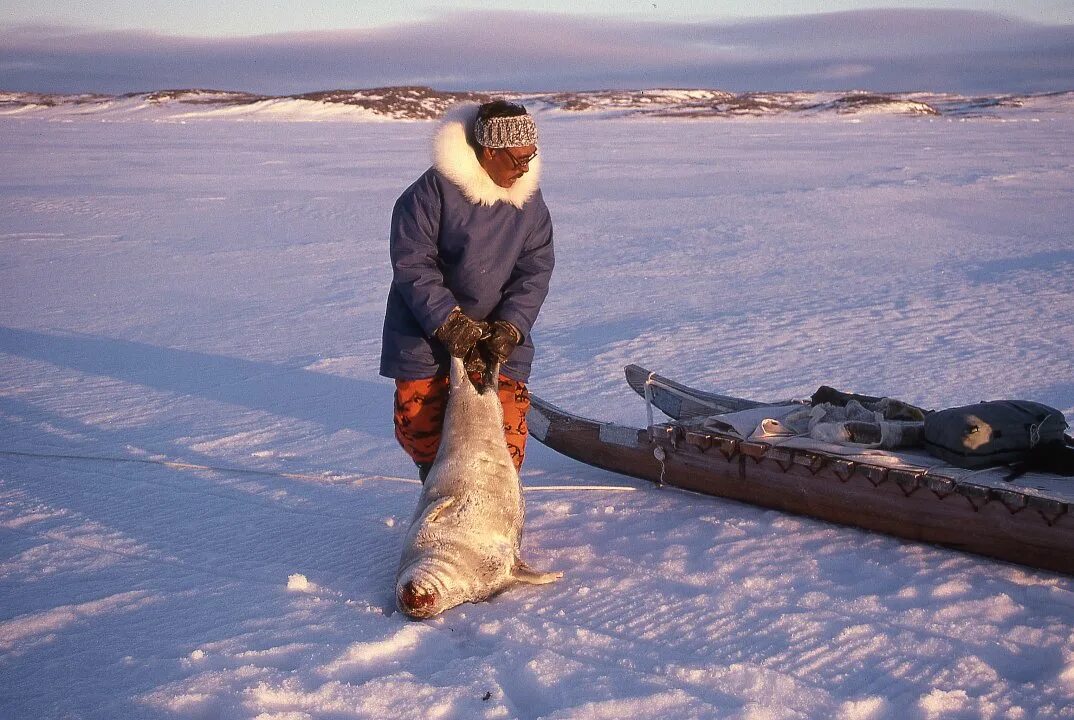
1, 108, 1073, 719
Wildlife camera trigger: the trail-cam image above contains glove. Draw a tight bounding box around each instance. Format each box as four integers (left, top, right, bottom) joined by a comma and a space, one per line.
481, 320, 522, 365
434, 308, 488, 358
463, 346, 489, 375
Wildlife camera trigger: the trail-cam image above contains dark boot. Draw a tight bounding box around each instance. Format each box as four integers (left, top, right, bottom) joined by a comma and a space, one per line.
416, 461, 433, 484
845, 421, 882, 445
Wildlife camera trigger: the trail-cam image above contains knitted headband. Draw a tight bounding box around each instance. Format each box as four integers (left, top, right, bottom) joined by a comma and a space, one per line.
473, 114, 538, 149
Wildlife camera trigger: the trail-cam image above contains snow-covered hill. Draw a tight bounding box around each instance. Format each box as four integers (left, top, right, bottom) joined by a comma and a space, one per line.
2, 85, 1072, 121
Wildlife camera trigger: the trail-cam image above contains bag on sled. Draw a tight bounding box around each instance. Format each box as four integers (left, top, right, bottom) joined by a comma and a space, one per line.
923, 400, 1073, 475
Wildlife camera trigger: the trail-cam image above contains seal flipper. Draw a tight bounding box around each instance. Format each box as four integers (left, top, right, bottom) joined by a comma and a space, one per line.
481, 361, 500, 394
421, 496, 456, 524
511, 558, 562, 585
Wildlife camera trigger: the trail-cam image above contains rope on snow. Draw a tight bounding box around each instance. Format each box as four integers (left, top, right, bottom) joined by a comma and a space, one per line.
0, 449, 637, 492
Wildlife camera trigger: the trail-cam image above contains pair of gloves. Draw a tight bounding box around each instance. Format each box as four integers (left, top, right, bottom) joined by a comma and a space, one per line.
434, 308, 521, 373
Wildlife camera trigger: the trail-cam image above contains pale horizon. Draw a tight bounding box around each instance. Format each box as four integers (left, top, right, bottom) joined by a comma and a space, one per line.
5, 0, 1073, 36
2, 8, 1072, 95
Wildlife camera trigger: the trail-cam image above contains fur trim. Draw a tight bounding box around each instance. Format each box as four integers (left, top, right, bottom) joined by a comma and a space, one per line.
432, 103, 541, 209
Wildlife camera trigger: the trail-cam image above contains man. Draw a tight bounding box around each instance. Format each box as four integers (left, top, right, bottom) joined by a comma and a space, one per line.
380, 100, 555, 481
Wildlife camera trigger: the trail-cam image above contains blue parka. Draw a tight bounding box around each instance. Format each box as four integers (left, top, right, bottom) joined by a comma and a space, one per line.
380, 105, 555, 382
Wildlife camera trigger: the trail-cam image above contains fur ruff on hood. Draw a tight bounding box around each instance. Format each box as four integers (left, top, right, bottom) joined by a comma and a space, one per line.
433, 103, 541, 209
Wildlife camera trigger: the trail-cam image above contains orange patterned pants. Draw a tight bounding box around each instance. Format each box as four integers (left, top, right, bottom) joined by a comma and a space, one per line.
393, 374, 531, 471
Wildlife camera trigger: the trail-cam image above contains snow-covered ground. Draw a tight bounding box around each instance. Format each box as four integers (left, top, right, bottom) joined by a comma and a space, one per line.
1, 110, 1073, 719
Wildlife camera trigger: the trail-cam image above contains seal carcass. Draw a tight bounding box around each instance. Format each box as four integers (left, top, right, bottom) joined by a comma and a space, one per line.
396, 357, 561, 619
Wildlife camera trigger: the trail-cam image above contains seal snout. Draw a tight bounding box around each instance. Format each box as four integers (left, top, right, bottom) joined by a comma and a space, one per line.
398, 580, 439, 619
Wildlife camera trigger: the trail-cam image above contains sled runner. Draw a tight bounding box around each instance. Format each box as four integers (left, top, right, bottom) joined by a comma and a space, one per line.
529, 365, 1074, 575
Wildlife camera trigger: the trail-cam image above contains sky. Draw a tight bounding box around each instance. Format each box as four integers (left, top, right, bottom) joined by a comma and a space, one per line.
1, 2, 1072, 94
3, 0, 1073, 35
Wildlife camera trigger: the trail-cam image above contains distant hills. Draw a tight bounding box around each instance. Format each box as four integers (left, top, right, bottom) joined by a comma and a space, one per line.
2, 86, 1071, 121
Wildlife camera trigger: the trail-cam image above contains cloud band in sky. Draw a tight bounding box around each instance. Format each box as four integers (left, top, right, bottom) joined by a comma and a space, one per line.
1, 9, 1071, 94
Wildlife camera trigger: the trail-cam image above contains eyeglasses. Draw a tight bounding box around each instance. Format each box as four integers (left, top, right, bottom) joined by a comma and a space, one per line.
499, 148, 538, 170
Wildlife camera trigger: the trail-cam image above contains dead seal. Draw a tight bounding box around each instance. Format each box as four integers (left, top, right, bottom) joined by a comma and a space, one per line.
396, 356, 561, 619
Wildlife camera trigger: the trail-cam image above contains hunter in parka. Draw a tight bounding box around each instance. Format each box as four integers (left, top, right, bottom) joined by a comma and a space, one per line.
380, 100, 555, 476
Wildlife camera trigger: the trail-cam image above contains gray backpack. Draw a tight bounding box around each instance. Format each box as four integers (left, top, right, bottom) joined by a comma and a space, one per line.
922, 400, 1069, 470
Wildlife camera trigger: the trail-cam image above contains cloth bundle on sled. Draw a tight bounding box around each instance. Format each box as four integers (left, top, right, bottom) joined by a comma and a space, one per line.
528, 365, 1074, 575
705, 386, 927, 451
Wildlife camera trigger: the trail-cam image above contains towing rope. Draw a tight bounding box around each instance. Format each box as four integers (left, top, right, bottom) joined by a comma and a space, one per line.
644, 371, 657, 430
0, 449, 636, 492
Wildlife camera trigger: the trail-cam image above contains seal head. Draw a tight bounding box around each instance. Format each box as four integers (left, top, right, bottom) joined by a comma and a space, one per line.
396, 577, 443, 619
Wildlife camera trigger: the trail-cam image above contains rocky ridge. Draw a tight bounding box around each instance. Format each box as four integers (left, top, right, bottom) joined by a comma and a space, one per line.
1, 86, 1070, 121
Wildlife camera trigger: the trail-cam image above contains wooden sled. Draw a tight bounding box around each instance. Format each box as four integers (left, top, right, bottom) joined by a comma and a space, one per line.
529, 365, 1074, 575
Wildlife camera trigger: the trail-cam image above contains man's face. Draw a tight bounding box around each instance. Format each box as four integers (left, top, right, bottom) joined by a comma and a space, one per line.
480, 144, 538, 188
